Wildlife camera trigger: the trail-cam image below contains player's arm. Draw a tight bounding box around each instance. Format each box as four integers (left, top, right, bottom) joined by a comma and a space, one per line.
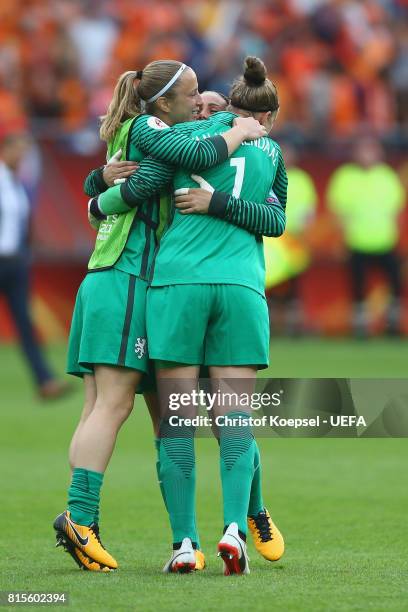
133, 114, 266, 171
207, 143, 288, 236
97, 115, 264, 212
174, 111, 238, 131
84, 167, 108, 197
269, 144, 288, 209
89, 156, 175, 217
208, 188, 286, 237
83, 150, 138, 197
175, 181, 286, 237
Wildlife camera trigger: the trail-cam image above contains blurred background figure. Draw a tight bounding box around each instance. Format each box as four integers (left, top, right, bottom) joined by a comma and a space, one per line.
265, 143, 317, 335
198, 91, 229, 119
327, 136, 405, 337
0, 131, 69, 398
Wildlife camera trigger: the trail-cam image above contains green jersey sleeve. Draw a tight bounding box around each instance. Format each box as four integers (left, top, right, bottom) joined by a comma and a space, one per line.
105, 111, 236, 209
208, 186, 286, 237
98, 155, 175, 214
84, 167, 108, 197
197, 138, 288, 237
174, 111, 238, 131
270, 145, 288, 209
131, 112, 235, 170
92, 111, 238, 214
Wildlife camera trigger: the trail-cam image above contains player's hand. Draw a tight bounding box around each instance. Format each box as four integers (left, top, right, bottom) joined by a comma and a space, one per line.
87, 199, 102, 231
174, 175, 215, 214
190, 174, 215, 193
234, 117, 267, 140
174, 188, 212, 215
103, 149, 139, 186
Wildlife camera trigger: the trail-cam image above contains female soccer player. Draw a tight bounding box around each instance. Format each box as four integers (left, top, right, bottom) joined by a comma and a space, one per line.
145, 56, 288, 575
54, 60, 266, 572
87, 59, 287, 575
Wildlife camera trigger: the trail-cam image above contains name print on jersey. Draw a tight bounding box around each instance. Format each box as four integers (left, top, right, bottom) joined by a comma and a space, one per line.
197, 132, 278, 162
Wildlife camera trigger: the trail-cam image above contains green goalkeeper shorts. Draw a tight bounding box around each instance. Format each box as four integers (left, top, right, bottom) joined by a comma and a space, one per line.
67, 269, 149, 377
146, 284, 269, 369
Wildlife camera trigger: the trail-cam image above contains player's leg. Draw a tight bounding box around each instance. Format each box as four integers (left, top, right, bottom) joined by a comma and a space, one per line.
56, 269, 147, 570
144, 378, 205, 571
247, 438, 284, 562
144, 389, 161, 437
143, 387, 170, 546
66, 277, 98, 473
74, 366, 140, 471
144, 388, 169, 518
208, 402, 269, 540
206, 285, 284, 572
156, 365, 200, 573
55, 366, 141, 570
248, 439, 264, 517
69, 374, 96, 470
147, 285, 207, 572
143, 387, 165, 507
210, 366, 256, 575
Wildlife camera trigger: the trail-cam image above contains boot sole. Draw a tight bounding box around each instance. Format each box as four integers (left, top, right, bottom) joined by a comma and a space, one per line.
218, 543, 247, 575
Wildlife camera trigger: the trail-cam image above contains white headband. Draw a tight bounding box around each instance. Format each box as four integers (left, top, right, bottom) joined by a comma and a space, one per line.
146, 64, 187, 103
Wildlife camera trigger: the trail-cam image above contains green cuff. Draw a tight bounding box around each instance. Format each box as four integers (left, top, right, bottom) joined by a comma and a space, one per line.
208, 191, 229, 218
93, 167, 109, 193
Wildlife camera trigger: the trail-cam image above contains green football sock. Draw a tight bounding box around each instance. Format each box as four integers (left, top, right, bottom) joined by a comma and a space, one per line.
155, 437, 201, 550
159, 422, 198, 546
68, 468, 103, 526
248, 440, 265, 517
219, 412, 255, 535
154, 438, 168, 510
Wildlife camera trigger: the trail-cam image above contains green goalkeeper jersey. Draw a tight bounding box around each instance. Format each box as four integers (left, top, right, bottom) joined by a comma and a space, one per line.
85, 112, 235, 277
150, 123, 287, 296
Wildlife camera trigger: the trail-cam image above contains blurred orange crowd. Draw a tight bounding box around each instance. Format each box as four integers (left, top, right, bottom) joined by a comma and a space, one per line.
0, 0, 407, 144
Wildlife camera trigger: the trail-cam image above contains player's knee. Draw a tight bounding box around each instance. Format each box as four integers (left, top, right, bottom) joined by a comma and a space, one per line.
113, 399, 134, 424
95, 395, 134, 424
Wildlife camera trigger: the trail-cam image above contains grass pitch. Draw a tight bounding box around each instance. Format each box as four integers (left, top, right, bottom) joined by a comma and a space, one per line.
0, 340, 407, 611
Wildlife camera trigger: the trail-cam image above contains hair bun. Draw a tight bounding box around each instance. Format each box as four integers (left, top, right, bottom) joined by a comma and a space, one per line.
243, 56, 267, 86
136, 70, 143, 80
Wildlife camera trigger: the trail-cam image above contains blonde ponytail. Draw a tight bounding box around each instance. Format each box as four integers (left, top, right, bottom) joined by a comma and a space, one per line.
100, 71, 142, 142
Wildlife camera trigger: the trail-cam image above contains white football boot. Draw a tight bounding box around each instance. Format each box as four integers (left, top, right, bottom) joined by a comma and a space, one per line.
163, 537, 196, 574
217, 522, 250, 575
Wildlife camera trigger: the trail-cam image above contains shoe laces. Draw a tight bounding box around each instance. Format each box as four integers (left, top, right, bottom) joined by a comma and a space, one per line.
252, 510, 273, 543
90, 523, 106, 549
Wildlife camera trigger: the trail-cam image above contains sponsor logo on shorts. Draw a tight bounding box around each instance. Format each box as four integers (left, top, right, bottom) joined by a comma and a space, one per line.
135, 337, 147, 359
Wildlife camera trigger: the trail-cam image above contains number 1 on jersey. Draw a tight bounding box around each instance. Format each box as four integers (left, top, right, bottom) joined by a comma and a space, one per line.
230, 157, 246, 198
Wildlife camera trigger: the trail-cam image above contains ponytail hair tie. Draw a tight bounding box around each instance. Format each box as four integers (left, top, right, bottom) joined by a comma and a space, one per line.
136, 70, 143, 80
